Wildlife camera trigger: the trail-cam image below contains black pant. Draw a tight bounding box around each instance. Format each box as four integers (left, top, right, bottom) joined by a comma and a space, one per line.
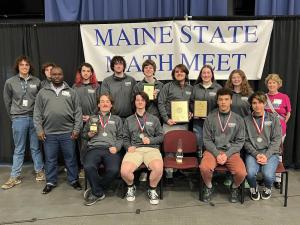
83, 147, 121, 197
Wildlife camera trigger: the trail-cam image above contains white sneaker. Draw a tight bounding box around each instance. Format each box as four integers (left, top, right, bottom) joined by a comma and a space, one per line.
148, 189, 159, 205
125, 185, 136, 202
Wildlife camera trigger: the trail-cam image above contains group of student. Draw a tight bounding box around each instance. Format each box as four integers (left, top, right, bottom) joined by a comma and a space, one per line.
2, 55, 291, 207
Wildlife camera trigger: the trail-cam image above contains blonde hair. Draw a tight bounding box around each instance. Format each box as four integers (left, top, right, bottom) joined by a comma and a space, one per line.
265, 74, 283, 88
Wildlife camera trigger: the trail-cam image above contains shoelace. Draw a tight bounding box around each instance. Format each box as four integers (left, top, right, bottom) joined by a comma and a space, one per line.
127, 187, 135, 196
264, 188, 271, 194
149, 190, 158, 199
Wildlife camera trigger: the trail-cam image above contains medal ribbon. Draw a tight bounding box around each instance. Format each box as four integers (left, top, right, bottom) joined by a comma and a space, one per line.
252, 112, 265, 134
217, 111, 232, 133
135, 113, 147, 133
99, 113, 111, 129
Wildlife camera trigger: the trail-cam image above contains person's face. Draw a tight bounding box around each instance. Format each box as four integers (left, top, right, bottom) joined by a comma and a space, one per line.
267, 79, 280, 92
44, 66, 53, 80
135, 95, 146, 110
174, 68, 186, 82
143, 65, 155, 78
98, 95, 112, 113
51, 68, 64, 85
201, 67, 213, 83
81, 66, 92, 81
217, 95, 232, 112
231, 73, 243, 87
113, 62, 124, 74
251, 98, 265, 114
18, 60, 30, 76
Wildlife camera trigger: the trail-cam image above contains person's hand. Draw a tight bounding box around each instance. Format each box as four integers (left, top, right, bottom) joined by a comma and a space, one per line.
109, 147, 117, 154
128, 146, 136, 153
38, 131, 46, 141
153, 89, 159, 99
142, 137, 150, 145
188, 112, 193, 120
82, 115, 90, 122
87, 131, 96, 138
71, 131, 79, 140
217, 151, 227, 165
256, 154, 267, 165
167, 119, 176, 126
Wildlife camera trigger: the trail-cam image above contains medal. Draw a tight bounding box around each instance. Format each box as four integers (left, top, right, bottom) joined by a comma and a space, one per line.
99, 113, 111, 137
135, 113, 147, 139
217, 111, 232, 133
252, 112, 265, 142
257, 137, 263, 143
102, 132, 108, 137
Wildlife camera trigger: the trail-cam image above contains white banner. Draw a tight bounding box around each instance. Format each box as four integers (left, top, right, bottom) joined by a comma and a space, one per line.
80, 20, 273, 81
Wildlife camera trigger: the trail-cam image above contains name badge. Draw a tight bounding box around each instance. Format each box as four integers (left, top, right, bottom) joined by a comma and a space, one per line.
273, 99, 282, 105
29, 84, 37, 89
185, 91, 191, 95
22, 99, 28, 107
108, 120, 115, 125
241, 96, 248, 101
62, 91, 70, 97
125, 81, 131, 86
88, 89, 95, 94
209, 92, 216, 96
146, 121, 153, 126
264, 121, 272, 126
228, 123, 236, 128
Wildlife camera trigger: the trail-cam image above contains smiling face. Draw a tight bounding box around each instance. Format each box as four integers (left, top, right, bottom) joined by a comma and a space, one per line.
174, 68, 186, 82
201, 67, 213, 83
143, 65, 155, 78
18, 60, 30, 76
44, 66, 53, 80
98, 95, 112, 113
231, 72, 243, 87
267, 79, 280, 93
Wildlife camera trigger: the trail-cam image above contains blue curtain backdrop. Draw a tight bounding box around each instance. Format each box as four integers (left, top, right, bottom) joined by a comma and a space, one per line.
45, 0, 228, 22
255, 0, 300, 16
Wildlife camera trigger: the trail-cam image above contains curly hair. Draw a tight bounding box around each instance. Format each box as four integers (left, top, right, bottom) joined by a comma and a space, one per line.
110, 56, 126, 72
41, 62, 56, 75
14, 55, 34, 75
225, 69, 253, 96
74, 62, 99, 89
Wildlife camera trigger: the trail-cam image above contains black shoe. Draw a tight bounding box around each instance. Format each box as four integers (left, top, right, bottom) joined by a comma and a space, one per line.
230, 188, 239, 203
249, 186, 260, 201
71, 181, 82, 191
261, 187, 272, 200
42, 184, 56, 194
202, 186, 213, 202
84, 193, 105, 206
274, 182, 281, 189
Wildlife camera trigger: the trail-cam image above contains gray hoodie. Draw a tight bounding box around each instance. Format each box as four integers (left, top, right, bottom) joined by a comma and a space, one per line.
3, 74, 41, 119
244, 111, 281, 159
203, 109, 245, 157
231, 91, 252, 117
33, 82, 82, 135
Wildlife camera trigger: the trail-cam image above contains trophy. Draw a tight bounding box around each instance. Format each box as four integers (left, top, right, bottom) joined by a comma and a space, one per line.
176, 138, 183, 164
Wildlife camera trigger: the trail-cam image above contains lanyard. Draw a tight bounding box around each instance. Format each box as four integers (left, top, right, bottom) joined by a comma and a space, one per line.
252, 112, 265, 134
99, 113, 111, 129
217, 111, 232, 133
135, 113, 147, 133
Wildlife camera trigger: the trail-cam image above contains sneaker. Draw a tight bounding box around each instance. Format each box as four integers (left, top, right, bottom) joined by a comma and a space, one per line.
223, 178, 232, 187
249, 186, 260, 201
125, 185, 136, 202
139, 172, 148, 182
35, 170, 45, 181
230, 188, 239, 203
148, 189, 159, 205
274, 182, 281, 189
202, 186, 213, 202
244, 180, 250, 189
84, 193, 105, 206
83, 188, 91, 201
1, 177, 22, 190
261, 187, 272, 200
79, 169, 85, 179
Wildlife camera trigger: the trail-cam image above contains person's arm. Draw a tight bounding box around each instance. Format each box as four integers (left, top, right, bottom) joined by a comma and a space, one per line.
158, 84, 170, 123
203, 117, 219, 157
244, 121, 260, 158
3, 81, 12, 118
148, 118, 164, 145
123, 119, 132, 151
72, 91, 83, 134
265, 116, 282, 158
33, 92, 45, 140
100, 79, 110, 95
115, 117, 123, 151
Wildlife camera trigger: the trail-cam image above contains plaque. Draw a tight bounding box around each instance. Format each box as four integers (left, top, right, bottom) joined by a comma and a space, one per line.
194, 100, 207, 118
143, 84, 155, 100
171, 100, 189, 123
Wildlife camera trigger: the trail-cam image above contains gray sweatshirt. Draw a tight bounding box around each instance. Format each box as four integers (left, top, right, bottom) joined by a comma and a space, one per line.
190, 81, 222, 117
41, 79, 51, 89
33, 82, 83, 135
82, 113, 123, 151
231, 91, 252, 117
101, 74, 136, 119
158, 81, 192, 123
123, 112, 163, 150
203, 109, 245, 157
132, 78, 164, 118
73, 83, 101, 115
3, 74, 41, 119
244, 111, 281, 159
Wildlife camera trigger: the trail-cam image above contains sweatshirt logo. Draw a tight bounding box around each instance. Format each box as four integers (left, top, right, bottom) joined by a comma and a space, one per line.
209, 92, 216, 96
88, 89, 95, 94
241, 97, 248, 101
125, 81, 131, 86
185, 91, 191, 95
146, 121, 153, 126
62, 91, 71, 97
29, 84, 37, 89
228, 123, 236, 128
108, 120, 115, 125
264, 121, 272, 126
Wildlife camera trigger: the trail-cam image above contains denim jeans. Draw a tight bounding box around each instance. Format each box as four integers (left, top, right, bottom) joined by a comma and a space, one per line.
246, 154, 279, 188
11, 116, 44, 178
83, 147, 121, 197
43, 133, 78, 185
193, 119, 204, 151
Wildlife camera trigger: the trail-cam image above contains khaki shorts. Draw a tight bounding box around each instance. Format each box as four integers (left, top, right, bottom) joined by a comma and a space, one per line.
122, 147, 162, 168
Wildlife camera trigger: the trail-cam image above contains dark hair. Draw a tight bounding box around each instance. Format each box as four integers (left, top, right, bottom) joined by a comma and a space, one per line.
14, 55, 34, 75
74, 62, 99, 88
110, 56, 126, 72
195, 64, 215, 84
132, 91, 150, 111
99, 94, 115, 113
248, 91, 267, 105
216, 88, 233, 99
51, 66, 63, 75
41, 62, 56, 75
142, 59, 156, 73
225, 69, 253, 96
171, 64, 189, 82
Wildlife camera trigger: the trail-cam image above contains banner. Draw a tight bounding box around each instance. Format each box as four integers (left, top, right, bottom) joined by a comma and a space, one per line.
80, 20, 273, 81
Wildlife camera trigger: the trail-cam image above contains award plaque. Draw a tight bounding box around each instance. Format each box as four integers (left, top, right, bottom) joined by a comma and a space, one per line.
143, 84, 155, 100
171, 100, 189, 122
194, 100, 208, 118
89, 117, 99, 132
